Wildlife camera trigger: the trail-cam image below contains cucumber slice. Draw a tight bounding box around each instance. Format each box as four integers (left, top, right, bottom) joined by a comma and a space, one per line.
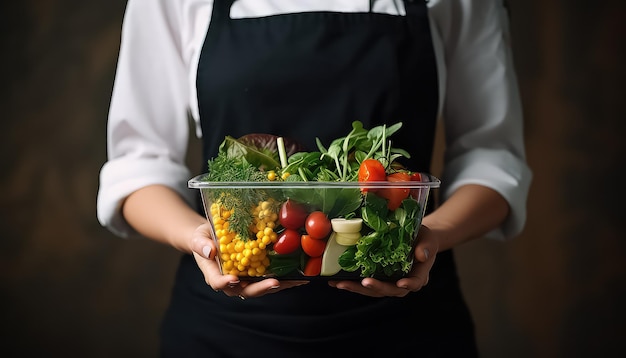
321, 233, 348, 276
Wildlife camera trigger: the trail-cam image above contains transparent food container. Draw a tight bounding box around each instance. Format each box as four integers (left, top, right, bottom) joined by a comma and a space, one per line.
189, 173, 440, 281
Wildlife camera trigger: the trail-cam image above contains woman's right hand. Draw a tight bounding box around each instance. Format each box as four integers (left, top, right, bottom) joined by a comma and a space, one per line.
190, 222, 308, 299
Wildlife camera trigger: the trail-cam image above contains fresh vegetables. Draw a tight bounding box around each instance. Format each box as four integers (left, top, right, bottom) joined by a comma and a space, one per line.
304, 211, 332, 239
273, 229, 301, 255
278, 199, 308, 230
211, 199, 277, 277
320, 218, 363, 276
301, 234, 327, 257
379, 172, 412, 210
303, 256, 323, 276
338, 192, 422, 277
320, 233, 348, 276
357, 159, 386, 192
330, 218, 363, 246
202, 121, 431, 279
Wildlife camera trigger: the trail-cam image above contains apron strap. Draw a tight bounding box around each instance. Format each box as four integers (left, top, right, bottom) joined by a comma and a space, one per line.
404, 0, 430, 19
212, 0, 236, 22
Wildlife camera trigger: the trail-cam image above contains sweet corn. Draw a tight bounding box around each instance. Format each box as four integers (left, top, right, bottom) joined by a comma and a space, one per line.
209, 199, 278, 277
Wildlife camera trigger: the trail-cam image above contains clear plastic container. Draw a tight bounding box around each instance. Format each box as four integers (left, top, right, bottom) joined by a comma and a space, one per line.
189, 173, 440, 281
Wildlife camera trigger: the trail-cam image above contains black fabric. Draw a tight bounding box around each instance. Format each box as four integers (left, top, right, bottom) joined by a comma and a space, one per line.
161, 252, 477, 357
161, 0, 478, 356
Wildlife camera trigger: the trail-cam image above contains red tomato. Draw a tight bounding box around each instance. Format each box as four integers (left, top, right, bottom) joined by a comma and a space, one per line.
379, 172, 411, 210
358, 159, 386, 192
303, 256, 322, 276
305, 211, 332, 239
301, 234, 326, 257
273, 229, 301, 255
388, 172, 411, 182
409, 172, 423, 199
279, 199, 308, 230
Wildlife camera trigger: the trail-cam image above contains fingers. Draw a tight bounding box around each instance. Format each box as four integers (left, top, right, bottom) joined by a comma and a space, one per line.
230, 280, 309, 300
238, 280, 308, 299
192, 251, 238, 289
330, 278, 411, 297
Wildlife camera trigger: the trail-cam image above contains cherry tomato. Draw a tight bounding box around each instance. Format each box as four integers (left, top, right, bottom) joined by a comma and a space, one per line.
301, 234, 327, 257
409, 172, 423, 198
305, 211, 332, 239
358, 159, 386, 192
273, 229, 301, 255
279, 199, 308, 230
388, 172, 411, 182
379, 172, 411, 210
303, 256, 322, 276
410, 172, 422, 181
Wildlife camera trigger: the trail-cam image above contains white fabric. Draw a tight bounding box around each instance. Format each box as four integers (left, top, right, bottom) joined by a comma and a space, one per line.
97, 0, 532, 240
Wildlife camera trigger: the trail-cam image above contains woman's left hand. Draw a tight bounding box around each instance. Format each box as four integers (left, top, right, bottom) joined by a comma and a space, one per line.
190, 222, 309, 299
328, 224, 439, 297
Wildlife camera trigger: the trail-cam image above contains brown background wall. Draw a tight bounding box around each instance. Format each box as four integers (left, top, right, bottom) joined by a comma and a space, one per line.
1, 1, 624, 357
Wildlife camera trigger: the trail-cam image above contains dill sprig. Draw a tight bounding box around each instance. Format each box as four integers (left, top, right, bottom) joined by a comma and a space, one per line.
205, 152, 268, 239
205, 152, 266, 183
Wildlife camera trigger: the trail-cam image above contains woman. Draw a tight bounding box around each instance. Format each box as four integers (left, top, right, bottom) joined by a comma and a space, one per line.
97, 0, 532, 356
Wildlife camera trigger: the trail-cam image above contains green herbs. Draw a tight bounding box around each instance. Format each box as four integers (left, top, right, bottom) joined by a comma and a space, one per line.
338, 191, 421, 277
205, 152, 268, 238
279, 121, 410, 183
314, 121, 410, 181
205, 151, 267, 183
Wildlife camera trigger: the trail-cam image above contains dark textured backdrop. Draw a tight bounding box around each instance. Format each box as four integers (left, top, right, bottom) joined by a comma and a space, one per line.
1, 1, 625, 357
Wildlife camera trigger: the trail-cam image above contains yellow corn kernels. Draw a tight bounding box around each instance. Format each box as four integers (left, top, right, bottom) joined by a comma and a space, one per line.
210, 199, 279, 277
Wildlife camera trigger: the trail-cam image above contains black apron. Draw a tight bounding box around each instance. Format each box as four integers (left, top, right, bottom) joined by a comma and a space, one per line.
161, 1, 478, 356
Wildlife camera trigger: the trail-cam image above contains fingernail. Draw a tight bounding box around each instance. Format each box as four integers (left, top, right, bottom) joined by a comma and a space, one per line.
202, 245, 212, 258
424, 249, 430, 260
228, 281, 240, 287
270, 285, 280, 290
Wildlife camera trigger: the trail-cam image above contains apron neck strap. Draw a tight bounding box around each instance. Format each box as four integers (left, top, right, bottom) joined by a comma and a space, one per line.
212, 0, 236, 22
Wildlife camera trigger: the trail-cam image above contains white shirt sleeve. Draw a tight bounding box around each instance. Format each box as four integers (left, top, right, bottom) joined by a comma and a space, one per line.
97, 0, 209, 237
429, 0, 533, 240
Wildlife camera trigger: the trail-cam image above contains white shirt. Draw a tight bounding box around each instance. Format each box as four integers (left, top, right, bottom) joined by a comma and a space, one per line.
97, 0, 533, 240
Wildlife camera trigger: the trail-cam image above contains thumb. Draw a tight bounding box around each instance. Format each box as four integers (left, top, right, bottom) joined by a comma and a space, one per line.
191, 223, 216, 259
414, 225, 438, 263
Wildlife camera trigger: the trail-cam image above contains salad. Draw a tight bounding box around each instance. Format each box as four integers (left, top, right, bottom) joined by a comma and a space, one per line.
189, 121, 439, 280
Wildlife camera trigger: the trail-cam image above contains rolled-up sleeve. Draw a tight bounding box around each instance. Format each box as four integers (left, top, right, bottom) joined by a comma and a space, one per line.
97, 0, 196, 238
430, 0, 533, 240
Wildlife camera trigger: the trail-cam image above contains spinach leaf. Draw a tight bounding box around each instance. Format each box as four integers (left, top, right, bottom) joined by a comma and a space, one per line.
338, 246, 359, 272
362, 206, 389, 232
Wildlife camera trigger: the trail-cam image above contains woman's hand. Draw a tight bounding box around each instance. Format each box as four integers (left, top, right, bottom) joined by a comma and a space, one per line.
189, 222, 308, 299
328, 224, 439, 297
